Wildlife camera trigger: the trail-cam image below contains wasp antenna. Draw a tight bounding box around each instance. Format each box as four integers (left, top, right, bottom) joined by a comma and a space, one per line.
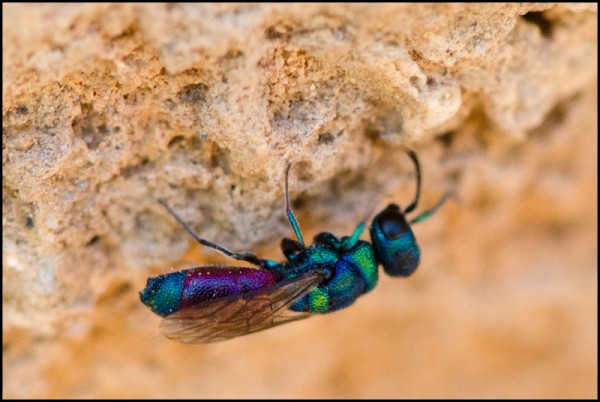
403, 149, 422, 214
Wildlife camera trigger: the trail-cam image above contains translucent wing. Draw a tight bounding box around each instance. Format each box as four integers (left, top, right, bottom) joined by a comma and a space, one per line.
159, 271, 324, 343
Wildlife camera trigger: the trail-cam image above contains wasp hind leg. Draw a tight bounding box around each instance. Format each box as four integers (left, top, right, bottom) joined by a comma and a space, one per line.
158, 199, 273, 268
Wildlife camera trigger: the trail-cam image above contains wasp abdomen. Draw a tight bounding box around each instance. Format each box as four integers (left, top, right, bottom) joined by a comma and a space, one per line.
140, 267, 280, 317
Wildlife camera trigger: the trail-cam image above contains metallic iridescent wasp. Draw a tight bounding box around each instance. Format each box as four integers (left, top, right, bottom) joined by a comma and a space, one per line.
140, 150, 449, 343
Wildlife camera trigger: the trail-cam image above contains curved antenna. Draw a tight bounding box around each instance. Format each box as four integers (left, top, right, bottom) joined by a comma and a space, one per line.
345, 150, 420, 249
403, 149, 421, 214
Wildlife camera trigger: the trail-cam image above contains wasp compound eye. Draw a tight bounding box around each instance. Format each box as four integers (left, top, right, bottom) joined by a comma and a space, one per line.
370, 204, 420, 277
379, 205, 410, 239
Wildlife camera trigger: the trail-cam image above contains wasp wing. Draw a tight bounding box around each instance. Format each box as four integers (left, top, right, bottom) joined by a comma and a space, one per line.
159, 271, 324, 344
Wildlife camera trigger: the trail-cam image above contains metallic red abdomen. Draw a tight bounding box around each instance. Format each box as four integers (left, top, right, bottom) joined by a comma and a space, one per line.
140, 266, 280, 316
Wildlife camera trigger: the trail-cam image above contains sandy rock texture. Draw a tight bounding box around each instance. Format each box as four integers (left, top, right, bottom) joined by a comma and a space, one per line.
2, 3, 597, 398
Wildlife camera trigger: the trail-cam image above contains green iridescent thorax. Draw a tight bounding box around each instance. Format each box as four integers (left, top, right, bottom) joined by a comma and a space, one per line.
287, 233, 379, 313
340, 238, 378, 292
281, 242, 339, 278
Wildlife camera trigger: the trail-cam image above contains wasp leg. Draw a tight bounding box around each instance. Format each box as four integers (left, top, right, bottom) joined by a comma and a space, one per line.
284, 163, 305, 247
281, 237, 304, 260
409, 192, 452, 224
159, 199, 271, 268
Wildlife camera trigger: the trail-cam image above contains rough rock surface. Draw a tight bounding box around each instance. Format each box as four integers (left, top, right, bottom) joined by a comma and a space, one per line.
2, 3, 597, 398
